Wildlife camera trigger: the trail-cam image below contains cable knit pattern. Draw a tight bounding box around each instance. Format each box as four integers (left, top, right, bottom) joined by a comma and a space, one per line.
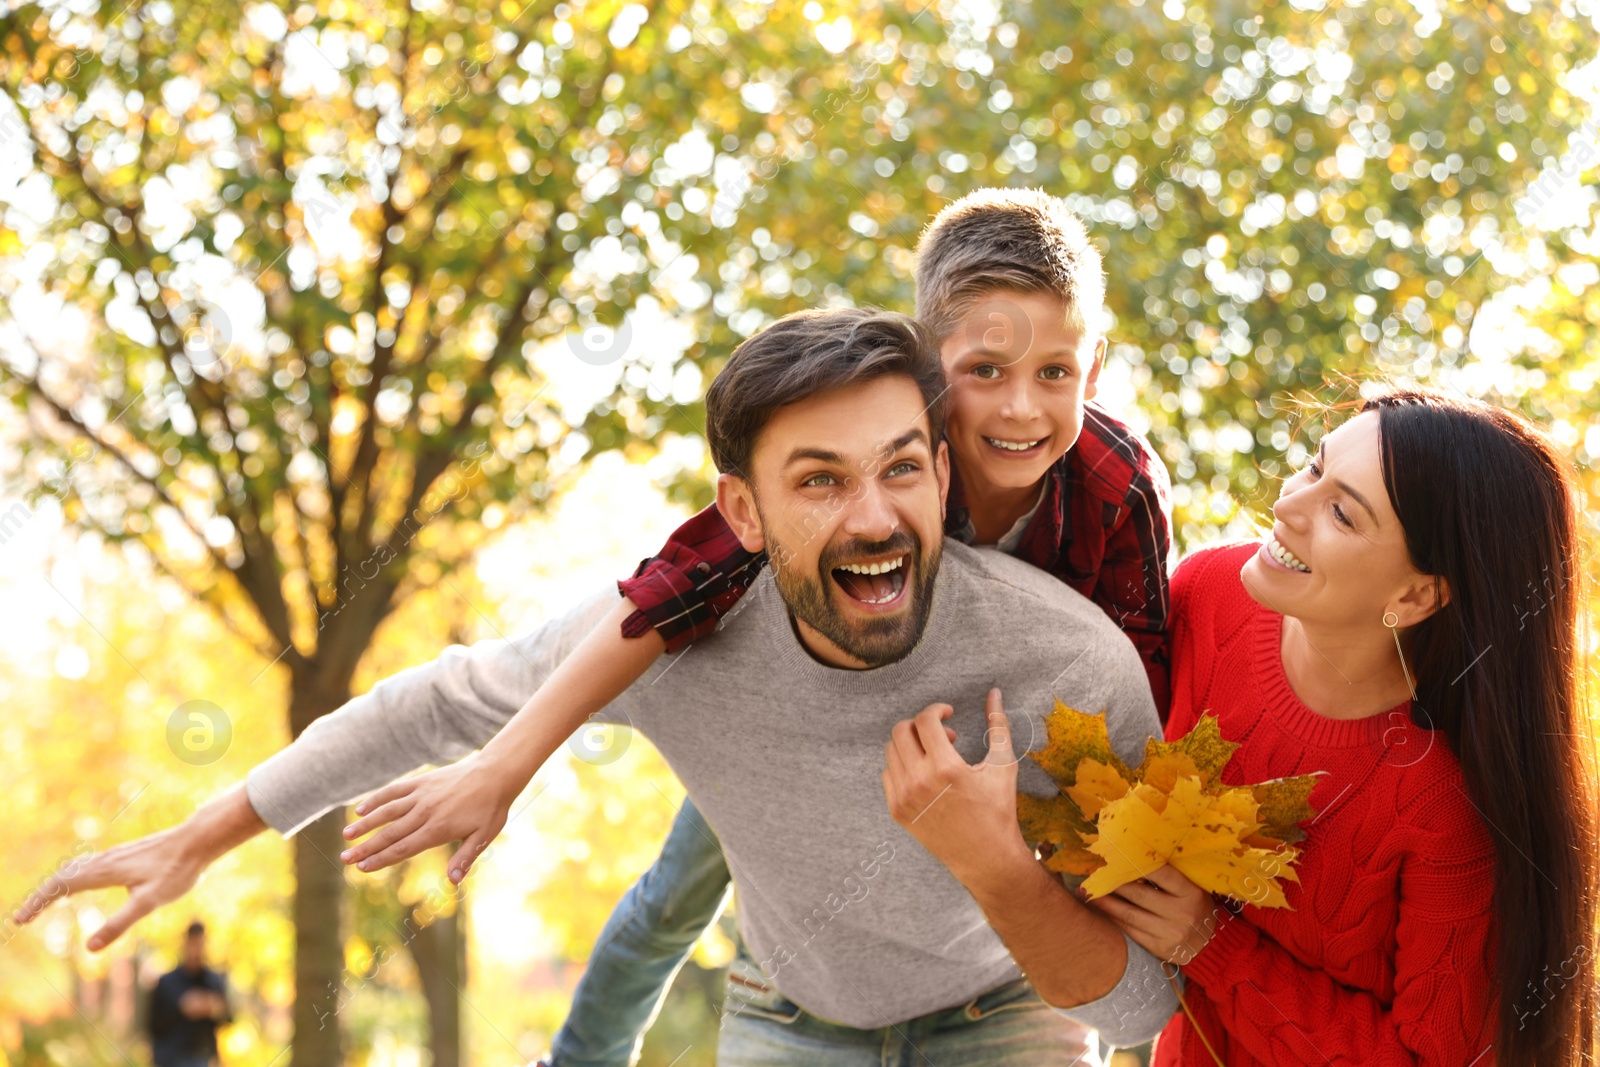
1151, 543, 1498, 1067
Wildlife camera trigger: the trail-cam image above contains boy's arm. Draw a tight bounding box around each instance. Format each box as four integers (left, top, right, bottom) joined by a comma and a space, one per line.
335, 591, 666, 878
12, 587, 636, 949
246, 586, 625, 836
1091, 459, 1174, 723
616, 503, 766, 652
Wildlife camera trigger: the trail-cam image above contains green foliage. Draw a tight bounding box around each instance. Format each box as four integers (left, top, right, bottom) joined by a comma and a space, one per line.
2, 0, 1596, 1062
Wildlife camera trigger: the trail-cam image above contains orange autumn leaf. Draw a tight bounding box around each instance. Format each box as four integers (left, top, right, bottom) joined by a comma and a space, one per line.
1019, 703, 1322, 908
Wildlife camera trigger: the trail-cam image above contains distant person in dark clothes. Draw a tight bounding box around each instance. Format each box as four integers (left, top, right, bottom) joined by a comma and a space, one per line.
148, 921, 231, 1067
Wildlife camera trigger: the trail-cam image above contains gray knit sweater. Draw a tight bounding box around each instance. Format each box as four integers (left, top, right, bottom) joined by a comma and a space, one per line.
247, 542, 1176, 1040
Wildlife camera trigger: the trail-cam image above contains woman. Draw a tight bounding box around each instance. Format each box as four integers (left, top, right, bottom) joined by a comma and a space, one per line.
1081, 389, 1599, 1064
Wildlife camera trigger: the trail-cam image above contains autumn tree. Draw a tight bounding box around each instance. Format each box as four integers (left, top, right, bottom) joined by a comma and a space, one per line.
4, 0, 1596, 1062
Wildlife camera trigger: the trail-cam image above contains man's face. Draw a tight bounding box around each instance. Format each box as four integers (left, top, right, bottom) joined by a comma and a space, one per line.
718, 376, 950, 669
184, 932, 205, 969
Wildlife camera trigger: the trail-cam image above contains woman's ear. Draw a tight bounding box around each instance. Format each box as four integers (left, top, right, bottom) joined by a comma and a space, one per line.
715, 473, 766, 554
1391, 574, 1451, 628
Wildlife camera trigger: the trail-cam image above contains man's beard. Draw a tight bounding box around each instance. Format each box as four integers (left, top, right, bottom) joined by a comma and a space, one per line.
761, 514, 943, 667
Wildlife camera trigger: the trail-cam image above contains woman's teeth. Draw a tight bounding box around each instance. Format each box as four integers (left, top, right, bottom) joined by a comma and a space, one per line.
837, 556, 904, 576
984, 437, 1043, 452
1266, 536, 1310, 573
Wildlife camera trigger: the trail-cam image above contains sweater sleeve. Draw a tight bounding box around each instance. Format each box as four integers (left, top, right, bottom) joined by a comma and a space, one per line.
616, 503, 766, 653
246, 587, 621, 835
1179, 794, 1498, 1065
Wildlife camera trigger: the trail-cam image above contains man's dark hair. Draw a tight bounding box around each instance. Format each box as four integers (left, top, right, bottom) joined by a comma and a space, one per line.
705, 307, 944, 476
186, 921, 206, 938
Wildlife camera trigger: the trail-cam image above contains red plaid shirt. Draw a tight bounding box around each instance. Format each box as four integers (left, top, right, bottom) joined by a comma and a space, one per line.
618, 401, 1174, 718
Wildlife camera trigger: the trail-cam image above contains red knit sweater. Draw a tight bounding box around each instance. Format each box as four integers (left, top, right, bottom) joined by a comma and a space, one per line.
1151, 543, 1498, 1067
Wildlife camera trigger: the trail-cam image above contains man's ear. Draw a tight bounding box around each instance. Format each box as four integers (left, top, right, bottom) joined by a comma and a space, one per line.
935, 438, 951, 520
1082, 334, 1107, 403
715, 472, 766, 554
1390, 574, 1451, 628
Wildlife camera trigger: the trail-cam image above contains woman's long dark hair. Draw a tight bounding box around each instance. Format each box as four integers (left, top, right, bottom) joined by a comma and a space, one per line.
1365, 388, 1598, 1064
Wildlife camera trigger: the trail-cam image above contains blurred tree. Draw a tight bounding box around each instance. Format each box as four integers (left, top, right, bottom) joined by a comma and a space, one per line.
2, 0, 1596, 1062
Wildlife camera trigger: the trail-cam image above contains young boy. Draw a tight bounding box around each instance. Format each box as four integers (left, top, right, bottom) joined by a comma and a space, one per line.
338, 188, 1173, 1063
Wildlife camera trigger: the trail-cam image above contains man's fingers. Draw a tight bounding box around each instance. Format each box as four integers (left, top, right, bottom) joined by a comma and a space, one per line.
86, 892, 155, 952
983, 687, 1016, 766
342, 811, 424, 866
911, 704, 956, 758
15, 851, 119, 923
342, 797, 416, 841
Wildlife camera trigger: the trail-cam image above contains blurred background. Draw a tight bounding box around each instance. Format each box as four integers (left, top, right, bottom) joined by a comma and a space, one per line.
1, 0, 1597, 1063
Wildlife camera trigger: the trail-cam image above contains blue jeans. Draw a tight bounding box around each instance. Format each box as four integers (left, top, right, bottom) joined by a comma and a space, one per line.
547, 798, 733, 1067
721, 947, 1102, 1066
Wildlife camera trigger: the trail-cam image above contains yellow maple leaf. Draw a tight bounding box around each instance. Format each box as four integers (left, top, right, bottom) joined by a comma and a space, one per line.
1064, 758, 1130, 818
1025, 699, 1132, 786
1019, 704, 1322, 908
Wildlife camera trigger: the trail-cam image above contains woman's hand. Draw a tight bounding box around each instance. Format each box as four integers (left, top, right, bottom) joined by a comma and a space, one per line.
341, 753, 523, 881
1087, 864, 1223, 965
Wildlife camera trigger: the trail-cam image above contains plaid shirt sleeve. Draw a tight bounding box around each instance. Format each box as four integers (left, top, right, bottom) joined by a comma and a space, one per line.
617, 503, 767, 653
1078, 412, 1174, 721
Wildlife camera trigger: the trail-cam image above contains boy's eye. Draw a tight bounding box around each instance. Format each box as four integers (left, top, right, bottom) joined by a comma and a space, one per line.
972, 364, 1001, 379
1039, 365, 1070, 381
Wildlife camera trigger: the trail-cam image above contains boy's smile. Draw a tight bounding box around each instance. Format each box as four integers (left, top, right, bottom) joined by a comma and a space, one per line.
939, 290, 1105, 537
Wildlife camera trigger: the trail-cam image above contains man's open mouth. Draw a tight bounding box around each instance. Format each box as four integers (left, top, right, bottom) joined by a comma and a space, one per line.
830, 554, 909, 608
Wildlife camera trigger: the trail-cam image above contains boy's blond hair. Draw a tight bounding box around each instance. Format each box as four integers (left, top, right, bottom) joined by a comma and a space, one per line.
914, 188, 1107, 343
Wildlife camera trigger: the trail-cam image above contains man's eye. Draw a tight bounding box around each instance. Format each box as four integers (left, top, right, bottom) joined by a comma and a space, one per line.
804, 473, 838, 487
972, 364, 1000, 379
885, 461, 918, 477
1039, 365, 1069, 381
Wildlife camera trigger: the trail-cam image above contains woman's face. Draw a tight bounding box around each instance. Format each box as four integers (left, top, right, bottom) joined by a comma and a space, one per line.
1242, 411, 1434, 630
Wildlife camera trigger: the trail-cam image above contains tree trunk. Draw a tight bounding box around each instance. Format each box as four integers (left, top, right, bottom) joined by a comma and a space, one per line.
288, 682, 352, 1067
403, 895, 465, 1067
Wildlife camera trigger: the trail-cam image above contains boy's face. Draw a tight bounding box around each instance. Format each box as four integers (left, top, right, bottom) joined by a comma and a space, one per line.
939, 289, 1106, 495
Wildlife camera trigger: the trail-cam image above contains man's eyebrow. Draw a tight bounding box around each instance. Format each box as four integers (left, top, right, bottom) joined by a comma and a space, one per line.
882, 428, 930, 454
782, 429, 930, 469
1323, 438, 1379, 523
784, 447, 845, 467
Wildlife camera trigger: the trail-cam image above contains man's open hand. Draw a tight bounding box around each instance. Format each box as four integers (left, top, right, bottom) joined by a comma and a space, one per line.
882, 688, 1035, 893
13, 828, 205, 951
11, 787, 264, 952
340, 754, 521, 882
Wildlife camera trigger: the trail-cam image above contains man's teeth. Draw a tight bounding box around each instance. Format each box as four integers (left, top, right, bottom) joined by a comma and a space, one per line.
838, 556, 905, 576
1267, 537, 1310, 573
984, 437, 1043, 452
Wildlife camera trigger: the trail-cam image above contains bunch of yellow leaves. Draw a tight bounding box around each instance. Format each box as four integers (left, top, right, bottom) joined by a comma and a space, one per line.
1017, 702, 1321, 909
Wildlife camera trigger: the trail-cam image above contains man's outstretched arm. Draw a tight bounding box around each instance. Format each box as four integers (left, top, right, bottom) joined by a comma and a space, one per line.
13, 587, 624, 949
